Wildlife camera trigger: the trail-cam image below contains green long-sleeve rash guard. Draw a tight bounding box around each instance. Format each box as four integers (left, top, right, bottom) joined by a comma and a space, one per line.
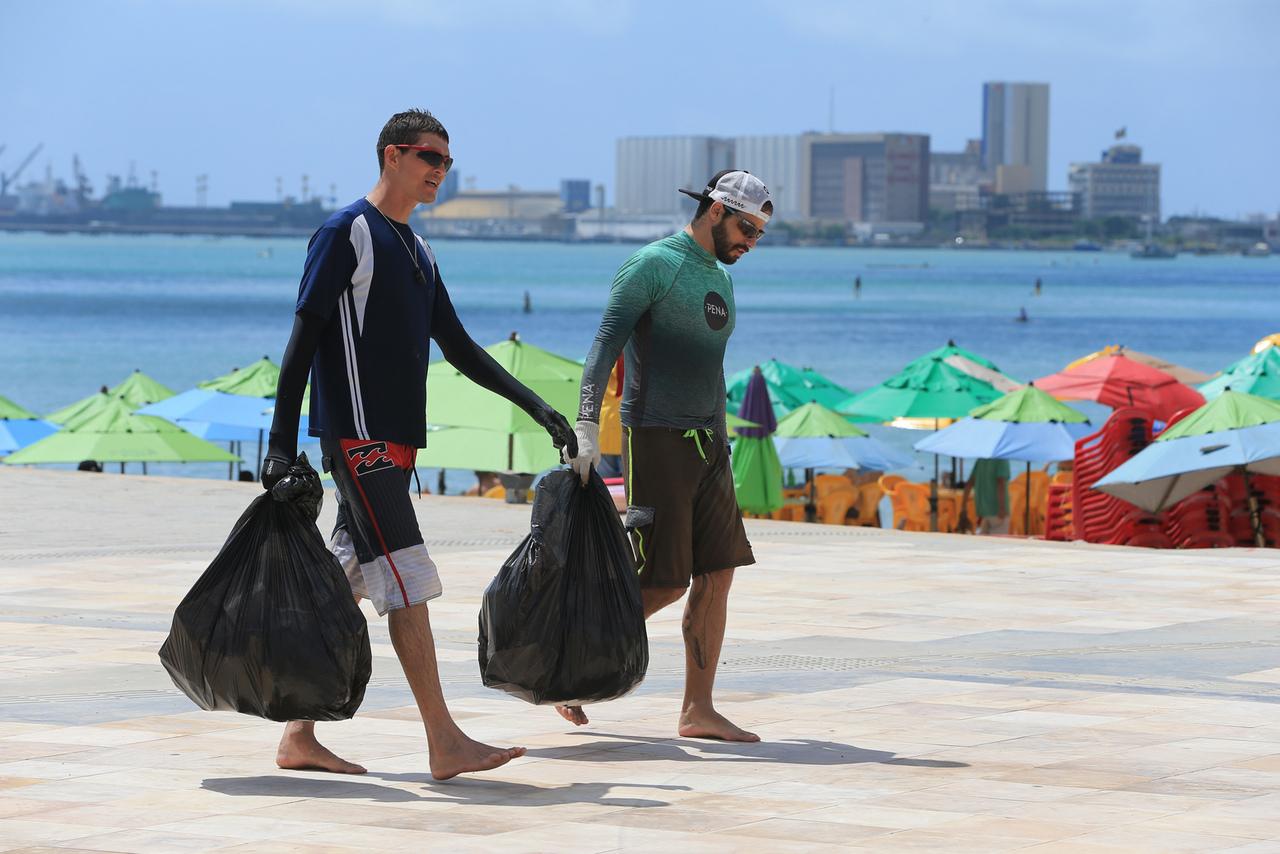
579, 231, 736, 437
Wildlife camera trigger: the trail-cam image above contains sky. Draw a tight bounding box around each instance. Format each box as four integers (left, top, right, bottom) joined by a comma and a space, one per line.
4, 0, 1277, 218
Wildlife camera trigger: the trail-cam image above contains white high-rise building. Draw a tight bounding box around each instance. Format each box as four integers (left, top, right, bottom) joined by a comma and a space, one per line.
733, 135, 804, 222
614, 136, 733, 215
1068, 144, 1161, 221
982, 82, 1050, 193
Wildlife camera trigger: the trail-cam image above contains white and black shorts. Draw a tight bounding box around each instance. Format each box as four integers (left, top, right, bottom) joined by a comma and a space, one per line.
321, 437, 442, 615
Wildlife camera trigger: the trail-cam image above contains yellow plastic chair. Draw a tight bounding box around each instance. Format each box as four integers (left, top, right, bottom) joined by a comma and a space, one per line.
845, 482, 884, 527
481, 484, 506, 500
878, 474, 906, 495
1009, 471, 1050, 535
813, 474, 857, 525
888, 482, 932, 532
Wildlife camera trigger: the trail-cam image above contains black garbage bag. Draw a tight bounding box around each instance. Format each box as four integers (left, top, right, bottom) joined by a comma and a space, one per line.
159, 453, 371, 721
479, 468, 647, 705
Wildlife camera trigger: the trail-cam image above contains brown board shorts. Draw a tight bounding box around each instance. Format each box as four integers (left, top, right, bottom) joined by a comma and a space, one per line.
621, 425, 755, 589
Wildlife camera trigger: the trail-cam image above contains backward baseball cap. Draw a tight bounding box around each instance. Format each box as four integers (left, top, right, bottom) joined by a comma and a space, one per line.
678, 170, 773, 223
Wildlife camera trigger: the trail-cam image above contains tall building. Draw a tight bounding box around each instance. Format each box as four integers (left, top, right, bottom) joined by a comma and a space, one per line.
1068, 143, 1161, 221
982, 82, 1050, 192
803, 133, 930, 225
733, 135, 803, 222
614, 136, 734, 215
929, 138, 989, 212
559, 179, 591, 213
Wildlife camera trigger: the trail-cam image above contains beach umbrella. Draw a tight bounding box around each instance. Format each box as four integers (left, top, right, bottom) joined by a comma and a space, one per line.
0, 418, 60, 456
0, 395, 39, 420
726, 359, 853, 419
45, 389, 121, 425
915, 385, 1093, 533
417, 334, 579, 473
0, 394, 59, 455
725, 412, 759, 438
139, 388, 302, 477
907, 340, 1023, 393
199, 357, 281, 398
836, 356, 1004, 425
730, 367, 783, 515
1253, 333, 1280, 354
108, 369, 175, 408
5, 395, 239, 473
773, 403, 913, 472
1198, 347, 1280, 401
1094, 391, 1280, 546
1034, 353, 1204, 423
1066, 345, 1211, 386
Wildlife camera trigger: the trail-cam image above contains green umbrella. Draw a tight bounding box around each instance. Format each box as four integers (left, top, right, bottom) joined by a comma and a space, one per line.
726, 359, 853, 419
46, 389, 119, 425
776, 402, 869, 438
968, 385, 1090, 424
5, 395, 239, 472
199, 357, 281, 397
108, 370, 174, 408
417, 335, 581, 474
908, 340, 1022, 393
0, 395, 38, 420
1199, 348, 1280, 401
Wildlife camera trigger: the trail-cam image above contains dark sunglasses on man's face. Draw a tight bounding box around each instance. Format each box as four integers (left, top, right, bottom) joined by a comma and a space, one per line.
396, 144, 454, 172
729, 209, 764, 241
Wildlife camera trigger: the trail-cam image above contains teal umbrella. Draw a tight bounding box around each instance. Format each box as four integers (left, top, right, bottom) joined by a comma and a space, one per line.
726, 359, 853, 420
1199, 348, 1280, 401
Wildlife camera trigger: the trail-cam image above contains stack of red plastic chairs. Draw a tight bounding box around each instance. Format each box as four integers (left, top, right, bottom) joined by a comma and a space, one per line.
1221, 473, 1280, 546
1044, 484, 1074, 541
1162, 487, 1236, 548
1071, 408, 1171, 547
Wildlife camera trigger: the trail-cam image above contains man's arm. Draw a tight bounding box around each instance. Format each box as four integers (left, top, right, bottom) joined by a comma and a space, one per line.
569, 255, 660, 482
261, 312, 323, 486
430, 281, 576, 459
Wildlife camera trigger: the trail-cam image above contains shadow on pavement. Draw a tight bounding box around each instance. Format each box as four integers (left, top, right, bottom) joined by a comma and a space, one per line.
525, 733, 968, 768
202, 774, 689, 808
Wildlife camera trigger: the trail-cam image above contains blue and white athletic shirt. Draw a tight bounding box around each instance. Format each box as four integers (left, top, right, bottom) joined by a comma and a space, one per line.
297, 197, 464, 448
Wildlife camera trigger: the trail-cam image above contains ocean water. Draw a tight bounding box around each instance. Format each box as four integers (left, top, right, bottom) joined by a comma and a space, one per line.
1, 231, 1277, 483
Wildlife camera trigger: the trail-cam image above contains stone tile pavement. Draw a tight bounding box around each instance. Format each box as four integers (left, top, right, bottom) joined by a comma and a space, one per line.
0, 468, 1278, 852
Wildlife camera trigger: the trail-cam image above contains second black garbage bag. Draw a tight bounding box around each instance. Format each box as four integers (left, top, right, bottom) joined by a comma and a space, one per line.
159, 453, 372, 721
479, 469, 648, 706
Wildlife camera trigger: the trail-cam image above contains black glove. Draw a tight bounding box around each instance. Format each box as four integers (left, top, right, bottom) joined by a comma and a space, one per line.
260, 432, 297, 490
529, 405, 578, 460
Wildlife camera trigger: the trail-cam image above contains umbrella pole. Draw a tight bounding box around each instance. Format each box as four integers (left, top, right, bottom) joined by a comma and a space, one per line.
1243, 469, 1266, 548
437, 469, 446, 495
805, 467, 816, 523
119, 462, 125, 475
256, 430, 264, 477
142, 462, 148, 476
1024, 460, 1032, 537
930, 455, 939, 532
228, 441, 234, 481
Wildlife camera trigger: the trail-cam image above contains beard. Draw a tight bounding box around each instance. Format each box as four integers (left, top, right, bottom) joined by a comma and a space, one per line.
711, 217, 749, 264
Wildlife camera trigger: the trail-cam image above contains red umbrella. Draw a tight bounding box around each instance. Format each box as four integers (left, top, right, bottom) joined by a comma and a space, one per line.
1034, 354, 1204, 422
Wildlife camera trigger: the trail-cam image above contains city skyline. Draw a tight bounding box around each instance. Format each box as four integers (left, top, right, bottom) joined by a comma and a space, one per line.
4, 0, 1276, 219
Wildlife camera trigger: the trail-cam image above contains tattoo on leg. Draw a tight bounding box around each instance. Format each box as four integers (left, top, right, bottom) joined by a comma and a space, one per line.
683, 575, 715, 670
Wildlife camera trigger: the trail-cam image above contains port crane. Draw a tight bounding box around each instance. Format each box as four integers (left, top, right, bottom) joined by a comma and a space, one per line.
1, 143, 44, 196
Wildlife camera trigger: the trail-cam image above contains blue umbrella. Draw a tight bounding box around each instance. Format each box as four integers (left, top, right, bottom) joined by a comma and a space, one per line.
0, 419, 60, 455
914, 418, 1093, 462
138, 389, 308, 478
774, 436, 913, 472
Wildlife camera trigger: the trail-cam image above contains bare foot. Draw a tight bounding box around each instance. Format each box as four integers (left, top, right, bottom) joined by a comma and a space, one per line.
429, 734, 525, 781
679, 707, 760, 742
276, 728, 366, 774
555, 704, 589, 726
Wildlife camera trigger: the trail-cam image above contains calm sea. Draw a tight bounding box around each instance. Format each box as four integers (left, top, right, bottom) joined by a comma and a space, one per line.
2, 231, 1277, 483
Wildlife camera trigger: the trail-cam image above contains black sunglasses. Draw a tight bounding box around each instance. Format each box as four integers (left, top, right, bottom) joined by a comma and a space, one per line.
396, 144, 454, 172
728, 209, 764, 240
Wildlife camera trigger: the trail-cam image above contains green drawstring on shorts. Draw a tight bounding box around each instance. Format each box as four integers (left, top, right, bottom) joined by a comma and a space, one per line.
682, 427, 714, 463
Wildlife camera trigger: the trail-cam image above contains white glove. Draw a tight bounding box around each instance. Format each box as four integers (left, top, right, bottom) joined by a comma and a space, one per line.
563, 420, 600, 484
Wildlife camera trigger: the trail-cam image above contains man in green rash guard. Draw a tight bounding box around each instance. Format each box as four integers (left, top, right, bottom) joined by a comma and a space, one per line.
562, 170, 772, 742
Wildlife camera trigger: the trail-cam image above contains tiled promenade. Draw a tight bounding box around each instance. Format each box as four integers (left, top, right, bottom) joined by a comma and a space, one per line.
1, 468, 1279, 852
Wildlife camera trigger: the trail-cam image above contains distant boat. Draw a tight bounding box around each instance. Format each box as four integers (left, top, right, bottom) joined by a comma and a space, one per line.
1243, 242, 1272, 258
1072, 240, 1103, 252
1131, 243, 1176, 259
